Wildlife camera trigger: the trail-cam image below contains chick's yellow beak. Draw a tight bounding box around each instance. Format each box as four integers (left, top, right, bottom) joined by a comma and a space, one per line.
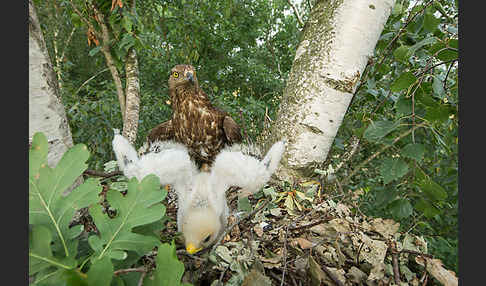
186, 243, 202, 255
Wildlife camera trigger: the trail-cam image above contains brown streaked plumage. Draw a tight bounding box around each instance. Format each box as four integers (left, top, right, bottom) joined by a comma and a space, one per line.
147, 64, 242, 168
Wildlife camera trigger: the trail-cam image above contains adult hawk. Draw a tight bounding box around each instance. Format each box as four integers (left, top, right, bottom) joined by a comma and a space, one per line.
147, 64, 242, 169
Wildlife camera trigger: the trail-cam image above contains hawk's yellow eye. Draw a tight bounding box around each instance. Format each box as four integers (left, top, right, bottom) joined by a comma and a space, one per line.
173, 71, 179, 78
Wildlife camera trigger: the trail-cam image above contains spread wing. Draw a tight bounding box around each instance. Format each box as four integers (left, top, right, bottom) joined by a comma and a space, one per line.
223, 116, 242, 144
147, 120, 173, 143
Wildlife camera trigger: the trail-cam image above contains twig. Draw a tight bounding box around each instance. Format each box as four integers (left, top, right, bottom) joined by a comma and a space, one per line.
83, 169, 123, 178
217, 262, 231, 286
274, 193, 346, 232
287, 0, 305, 28
415, 57, 458, 77
376, 1, 435, 69
137, 270, 147, 286
211, 199, 270, 252
356, 242, 364, 266
390, 241, 401, 284
280, 224, 290, 286
443, 59, 458, 92
290, 273, 298, 286
269, 270, 285, 285
288, 217, 332, 231
176, 249, 208, 262
342, 122, 427, 185
333, 136, 360, 175
113, 267, 145, 276
400, 249, 434, 259
75, 68, 110, 96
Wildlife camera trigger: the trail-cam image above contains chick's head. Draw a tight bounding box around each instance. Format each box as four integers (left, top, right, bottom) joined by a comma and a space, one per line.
181, 206, 221, 254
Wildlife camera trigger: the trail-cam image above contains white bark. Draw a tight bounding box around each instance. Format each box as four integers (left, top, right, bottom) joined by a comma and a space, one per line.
29, 0, 74, 168
268, 0, 395, 180
122, 47, 141, 144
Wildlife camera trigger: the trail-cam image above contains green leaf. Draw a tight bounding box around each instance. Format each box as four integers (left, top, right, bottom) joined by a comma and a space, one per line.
393, 45, 410, 63
119, 34, 135, 52
389, 199, 413, 219
401, 143, 425, 161
71, 13, 82, 28
238, 196, 252, 212
424, 10, 440, 33
89, 175, 165, 260
146, 242, 187, 286
395, 96, 412, 116
432, 76, 445, 97
374, 186, 397, 207
132, 218, 167, 238
29, 225, 55, 275
425, 105, 451, 124
284, 195, 294, 211
29, 134, 101, 262
89, 46, 101, 57
391, 72, 417, 93
415, 199, 441, 218
418, 177, 448, 202
409, 37, 438, 55
363, 120, 400, 142
87, 256, 113, 286
122, 16, 133, 33
379, 158, 409, 184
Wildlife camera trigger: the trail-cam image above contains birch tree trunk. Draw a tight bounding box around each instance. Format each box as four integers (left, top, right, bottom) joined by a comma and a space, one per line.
29, 0, 74, 168
70, 1, 141, 143
267, 0, 395, 181
122, 47, 141, 144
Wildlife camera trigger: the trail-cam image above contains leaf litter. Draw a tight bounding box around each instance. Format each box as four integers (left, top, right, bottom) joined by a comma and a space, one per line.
83, 162, 457, 286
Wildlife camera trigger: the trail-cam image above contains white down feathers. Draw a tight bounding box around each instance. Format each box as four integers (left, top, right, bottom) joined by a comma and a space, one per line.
112, 133, 285, 253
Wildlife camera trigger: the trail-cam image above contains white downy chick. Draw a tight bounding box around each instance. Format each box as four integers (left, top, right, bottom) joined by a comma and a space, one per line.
112, 133, 285, 254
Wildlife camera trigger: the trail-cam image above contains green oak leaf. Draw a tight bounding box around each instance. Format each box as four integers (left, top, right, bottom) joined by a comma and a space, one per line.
145, 242, 190, 286
29, 132, 101, 268
89, 175, 166, 260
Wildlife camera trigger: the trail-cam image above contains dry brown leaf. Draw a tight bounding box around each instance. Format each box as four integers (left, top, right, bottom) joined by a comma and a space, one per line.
370, 218, 400, 238
111, 0, 123, 11
310, 224, 338, 239
415, 257, 458, 286
359, 233, 388, 265
294, 237, 314, 249
253, 225, 264, 237
347, 266, 367, 284
367, 262, 387, 282
328, 218, 352, 233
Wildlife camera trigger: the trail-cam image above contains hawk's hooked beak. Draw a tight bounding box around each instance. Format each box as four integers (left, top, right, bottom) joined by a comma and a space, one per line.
186, 71, 194, 83
186, 243, 202, 254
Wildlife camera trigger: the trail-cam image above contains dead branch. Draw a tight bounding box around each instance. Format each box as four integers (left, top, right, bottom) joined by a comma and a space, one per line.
83, 169, 123, 178
113, 267, 146, 276
389, 241, 401, 284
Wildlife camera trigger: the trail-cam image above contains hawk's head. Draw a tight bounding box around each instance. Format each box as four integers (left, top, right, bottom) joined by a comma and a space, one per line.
168, 64, 199, 91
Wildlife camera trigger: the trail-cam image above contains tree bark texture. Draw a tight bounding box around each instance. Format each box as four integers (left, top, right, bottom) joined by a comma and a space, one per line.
122, 47, 141, 144
91, 5, 127, 122
267, 0, 395, 181
29, 0, 75, 168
